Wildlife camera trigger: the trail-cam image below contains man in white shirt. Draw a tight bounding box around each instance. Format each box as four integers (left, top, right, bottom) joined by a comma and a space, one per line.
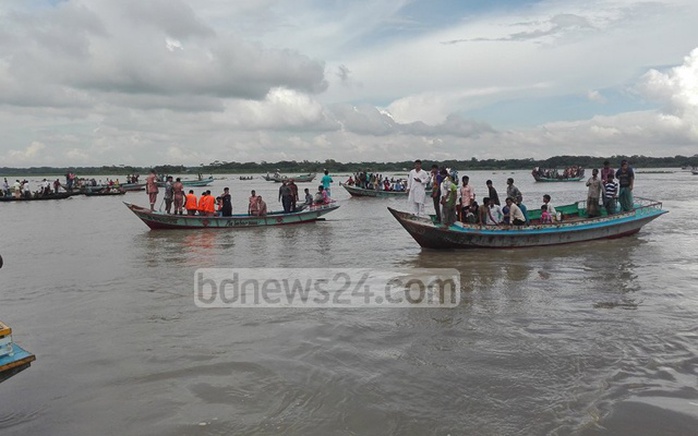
407, 160, 430, 216
484, 197, 503, 225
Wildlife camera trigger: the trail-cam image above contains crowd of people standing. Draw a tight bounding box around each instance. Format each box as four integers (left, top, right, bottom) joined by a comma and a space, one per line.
404, 158, 636, 227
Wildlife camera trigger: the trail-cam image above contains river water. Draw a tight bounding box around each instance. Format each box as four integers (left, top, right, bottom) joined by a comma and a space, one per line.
1, 169, 697, 435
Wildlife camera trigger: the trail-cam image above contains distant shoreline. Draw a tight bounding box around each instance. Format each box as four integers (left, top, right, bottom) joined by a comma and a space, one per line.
1, 155, 696, 177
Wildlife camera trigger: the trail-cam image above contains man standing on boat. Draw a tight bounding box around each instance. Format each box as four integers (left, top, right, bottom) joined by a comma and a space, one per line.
586, 169, 603, 217
173, 178, 184, 215
616, 160, 635, 211
407, 159, 430, 216
163, 176, 174, 214
440, 169, 457, 226
146, 170, 159, 212
603, 173, 618, 215
288, 179, 299, 212
248, 190, 259, 215
459, 176, 475, 222
601, 160, 614, 182
430, 165, 442, 223
321, 170, 334, 197
218, 187, 233, 217
278, 181, 293, 213
486, 180, 500, 205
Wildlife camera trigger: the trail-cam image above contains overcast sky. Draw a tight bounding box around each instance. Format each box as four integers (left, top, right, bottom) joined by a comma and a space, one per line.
1, 0, 698, 167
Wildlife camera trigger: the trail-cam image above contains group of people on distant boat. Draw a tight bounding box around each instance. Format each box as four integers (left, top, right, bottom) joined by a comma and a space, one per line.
2, 178, 63, 199
146, 168, 335, 217
344, 172, 408, 192
532, 166, 584, 180
404, 158, 635, 227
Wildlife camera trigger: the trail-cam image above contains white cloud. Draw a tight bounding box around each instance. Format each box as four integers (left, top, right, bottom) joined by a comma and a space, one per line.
1, 0, 698, 167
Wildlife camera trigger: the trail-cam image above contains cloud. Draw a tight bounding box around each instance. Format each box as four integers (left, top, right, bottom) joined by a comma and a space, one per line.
2, 1, 698, 167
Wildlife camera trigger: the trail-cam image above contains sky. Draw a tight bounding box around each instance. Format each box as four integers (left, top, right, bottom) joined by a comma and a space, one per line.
1, 0, 698, 167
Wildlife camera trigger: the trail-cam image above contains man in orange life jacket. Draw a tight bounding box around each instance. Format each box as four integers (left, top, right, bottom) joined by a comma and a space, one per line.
185, 190, 198, 215
198, 190, 216, 216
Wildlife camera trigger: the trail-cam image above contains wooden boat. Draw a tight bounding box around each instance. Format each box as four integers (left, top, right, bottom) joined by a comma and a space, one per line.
388, 197, 667, 249
0, 191, 78, 202
64, 182, 144, 192
262, 172, 316, 183
341, 182, 407, 197
0, 321, 36, 383
157, 176, 215, 188
84, 189, 126, 196
531, 168, 585, 182
124, 201, 340, 229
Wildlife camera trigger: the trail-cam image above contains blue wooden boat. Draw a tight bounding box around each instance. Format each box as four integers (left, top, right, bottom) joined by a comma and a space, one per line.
157, 176, 215, 188
341, 182, 407, 198
388, 197, 667, 249
124, 202, 340, 229
0, 321, 36, 383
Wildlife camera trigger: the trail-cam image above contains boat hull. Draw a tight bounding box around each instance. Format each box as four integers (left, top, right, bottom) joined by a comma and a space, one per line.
341, 183, 407, 197
532, 175, 584, 182
125, 202, 340, 229
0, 343, 36, 383
388, 199, 667, 249
0, 192, 78, 202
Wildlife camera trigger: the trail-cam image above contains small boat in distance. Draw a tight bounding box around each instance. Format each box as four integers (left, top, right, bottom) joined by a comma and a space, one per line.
389, 197, 667, 249
0, 191, 79, 202
262, 172, 317, 183
341, 182, 407, 198
531, 167, 585, 182
692, 167, 698, 175
239, 176, 255, 180
0, 320, 36, 384
124, 202, 340, 230
157, 176, 215, 187
84, 189, 126, 196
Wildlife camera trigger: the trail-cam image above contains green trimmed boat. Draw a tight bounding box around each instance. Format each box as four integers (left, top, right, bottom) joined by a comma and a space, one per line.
390, 197, 667, 249
341, 182, 407, 198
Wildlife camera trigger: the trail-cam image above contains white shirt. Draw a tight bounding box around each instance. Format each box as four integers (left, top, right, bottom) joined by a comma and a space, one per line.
509, 203, 525, 222
407, 168, 430, 203
485, 205, 503, 225
543, 202, 556, 217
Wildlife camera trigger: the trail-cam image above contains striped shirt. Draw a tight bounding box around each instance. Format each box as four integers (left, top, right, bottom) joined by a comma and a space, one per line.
604, 181, 618, 198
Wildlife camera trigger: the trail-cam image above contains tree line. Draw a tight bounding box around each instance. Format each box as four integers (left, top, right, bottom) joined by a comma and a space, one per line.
2, 154, 697, 176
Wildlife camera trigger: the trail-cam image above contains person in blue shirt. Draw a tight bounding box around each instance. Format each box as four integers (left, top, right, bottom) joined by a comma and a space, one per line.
615, 160, 635, 211
321, 170, 334, 197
